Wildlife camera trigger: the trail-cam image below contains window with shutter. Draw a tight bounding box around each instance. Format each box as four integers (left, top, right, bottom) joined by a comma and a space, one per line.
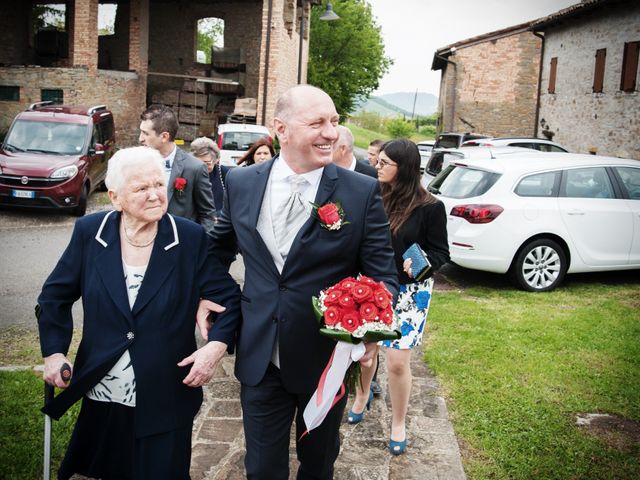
593, 49, 606, 93
548, 57, 558, 94
620, 41, 639, 92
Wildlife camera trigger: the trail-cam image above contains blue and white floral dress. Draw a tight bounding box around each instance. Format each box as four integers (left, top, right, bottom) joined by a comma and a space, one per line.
380, 278, 434, 350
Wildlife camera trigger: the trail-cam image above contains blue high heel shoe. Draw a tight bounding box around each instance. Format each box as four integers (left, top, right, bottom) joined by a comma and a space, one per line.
346, 390, 373, 425
389, 438, 407, 455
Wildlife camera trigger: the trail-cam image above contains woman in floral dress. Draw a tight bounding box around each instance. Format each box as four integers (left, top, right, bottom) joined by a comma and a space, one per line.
346, 139, 449, 455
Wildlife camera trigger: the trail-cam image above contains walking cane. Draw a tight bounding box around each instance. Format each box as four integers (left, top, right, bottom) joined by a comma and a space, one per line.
37, 305, 72, 480
43, 363, 71, 480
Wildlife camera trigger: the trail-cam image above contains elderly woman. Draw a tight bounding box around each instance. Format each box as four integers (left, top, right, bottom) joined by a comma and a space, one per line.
190, 136, 228, 221
38, 146, 241, 480
236, 137, 275, 166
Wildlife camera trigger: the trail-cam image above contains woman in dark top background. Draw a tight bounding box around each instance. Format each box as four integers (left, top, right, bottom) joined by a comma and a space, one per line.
345, 139, 450, 455
191, 137, 228, 222
236, 137, 275, 166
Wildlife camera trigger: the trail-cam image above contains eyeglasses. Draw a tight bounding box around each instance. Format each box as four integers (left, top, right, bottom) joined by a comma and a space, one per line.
377, 158, 397, 168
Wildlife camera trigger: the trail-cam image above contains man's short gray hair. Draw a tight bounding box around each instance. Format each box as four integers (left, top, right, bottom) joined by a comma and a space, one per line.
335, 125, 354, 151
105, 146, 165, 194
190, 137, 220, 159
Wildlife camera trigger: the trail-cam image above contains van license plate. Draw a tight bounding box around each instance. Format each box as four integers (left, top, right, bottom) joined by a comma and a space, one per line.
12, 190, 35, 199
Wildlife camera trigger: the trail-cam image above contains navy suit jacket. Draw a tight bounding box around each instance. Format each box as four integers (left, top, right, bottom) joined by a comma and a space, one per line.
354, 159, 378, 178
209, 160, 398, 393
38, 211, 241, 437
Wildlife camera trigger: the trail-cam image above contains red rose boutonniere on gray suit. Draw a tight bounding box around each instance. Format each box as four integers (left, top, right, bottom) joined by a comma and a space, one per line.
174, 177, 187, 196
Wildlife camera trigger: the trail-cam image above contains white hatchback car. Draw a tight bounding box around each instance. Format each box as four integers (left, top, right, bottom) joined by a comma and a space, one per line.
216, 123, 272, 167
428, 150, 640, 291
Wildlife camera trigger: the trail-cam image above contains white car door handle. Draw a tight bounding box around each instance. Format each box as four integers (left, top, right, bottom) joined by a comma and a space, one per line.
567, 210, 585, 215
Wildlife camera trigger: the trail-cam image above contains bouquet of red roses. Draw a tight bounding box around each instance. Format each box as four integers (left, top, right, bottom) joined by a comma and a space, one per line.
312, 275, 400, 343
302, 275, 399, 438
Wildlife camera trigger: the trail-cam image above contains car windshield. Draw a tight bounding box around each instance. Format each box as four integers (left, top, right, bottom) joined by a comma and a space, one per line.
431, 165, 501, 199
221, 132, 267, 151
4, 120, 86, 155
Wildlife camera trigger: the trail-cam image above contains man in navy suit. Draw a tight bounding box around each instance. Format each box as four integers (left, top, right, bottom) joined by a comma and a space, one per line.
208, 85, 398, 479
332, 125, 378, 178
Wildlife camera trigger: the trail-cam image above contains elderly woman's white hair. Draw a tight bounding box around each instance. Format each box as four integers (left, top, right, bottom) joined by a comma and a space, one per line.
105, 146, 165, 194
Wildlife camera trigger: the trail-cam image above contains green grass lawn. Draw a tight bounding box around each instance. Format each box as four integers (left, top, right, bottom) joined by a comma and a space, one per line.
0, 370, 78, 480
426, 283, 640, 479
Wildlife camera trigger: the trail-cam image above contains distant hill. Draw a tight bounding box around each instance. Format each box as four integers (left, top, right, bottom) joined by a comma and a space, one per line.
354, 92, 438, 118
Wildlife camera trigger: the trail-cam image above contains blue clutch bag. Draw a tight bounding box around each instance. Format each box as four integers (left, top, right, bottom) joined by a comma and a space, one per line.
402, 243, 432, 281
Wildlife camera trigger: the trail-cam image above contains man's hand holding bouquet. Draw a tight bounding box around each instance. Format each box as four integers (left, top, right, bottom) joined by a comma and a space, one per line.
302, 275, 400, 437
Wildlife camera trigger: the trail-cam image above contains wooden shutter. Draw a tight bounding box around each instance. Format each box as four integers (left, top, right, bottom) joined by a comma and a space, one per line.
593, 49, 606, 93
548, 57, 558, 94
620, 41, 639, 92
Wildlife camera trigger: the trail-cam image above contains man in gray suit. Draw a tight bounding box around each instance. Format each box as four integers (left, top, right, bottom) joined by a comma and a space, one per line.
139, 104, 216, 233
332, 125, 378, 178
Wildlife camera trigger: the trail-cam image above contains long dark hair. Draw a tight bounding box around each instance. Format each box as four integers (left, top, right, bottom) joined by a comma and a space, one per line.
237, 137, 275, 166
379, 139, 437, 235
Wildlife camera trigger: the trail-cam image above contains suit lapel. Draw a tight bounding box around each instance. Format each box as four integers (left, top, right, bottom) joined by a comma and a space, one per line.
167, 147, 185, 204
284, 163, 339, 269
131, 215, 178, 315
93, 211, 134, 324
252, 159, 282, 276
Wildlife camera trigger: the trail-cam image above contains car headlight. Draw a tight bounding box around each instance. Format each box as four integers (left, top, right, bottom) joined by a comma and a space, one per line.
51, 165, 78, 179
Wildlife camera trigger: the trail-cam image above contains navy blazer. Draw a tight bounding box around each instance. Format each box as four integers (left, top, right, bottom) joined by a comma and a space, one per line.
38, 211, 241, 437
210, 160, 398, 393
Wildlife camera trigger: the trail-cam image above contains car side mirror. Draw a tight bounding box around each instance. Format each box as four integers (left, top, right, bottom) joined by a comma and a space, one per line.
90, 143, 105, 155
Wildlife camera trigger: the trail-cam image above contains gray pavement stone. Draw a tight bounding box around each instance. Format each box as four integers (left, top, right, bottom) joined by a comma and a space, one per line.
191, 349, 467, 479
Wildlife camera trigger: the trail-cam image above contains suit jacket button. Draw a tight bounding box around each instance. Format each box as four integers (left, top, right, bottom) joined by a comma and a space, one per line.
272, 315, 278, 323
126, 331, 135, 340
279, 285, 286, 291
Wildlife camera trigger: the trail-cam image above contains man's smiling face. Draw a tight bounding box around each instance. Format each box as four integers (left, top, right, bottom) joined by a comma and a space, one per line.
275, 87, 339, 173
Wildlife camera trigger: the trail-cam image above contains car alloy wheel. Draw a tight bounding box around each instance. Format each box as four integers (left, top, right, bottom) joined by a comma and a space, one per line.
511, 238, 567, 292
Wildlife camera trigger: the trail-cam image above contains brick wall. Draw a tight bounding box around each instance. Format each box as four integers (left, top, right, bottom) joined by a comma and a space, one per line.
70, 0, 99, 70
439, 31, 541, 136
0, 67, 146, 146
538, 3, 640, 159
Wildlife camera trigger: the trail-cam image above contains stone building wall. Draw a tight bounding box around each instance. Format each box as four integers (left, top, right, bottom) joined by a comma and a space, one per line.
439, 31, 541, 136
538, 3, 640, 159
0, 67, 146, 147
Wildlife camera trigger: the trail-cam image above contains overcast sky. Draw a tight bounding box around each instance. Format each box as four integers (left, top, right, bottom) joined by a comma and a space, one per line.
366, 0, 579, 96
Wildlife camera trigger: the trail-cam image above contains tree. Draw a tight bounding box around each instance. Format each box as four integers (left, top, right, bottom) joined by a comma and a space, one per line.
197, 18, 224, 63
308, 0, 392, 118
385, 118, 415, 138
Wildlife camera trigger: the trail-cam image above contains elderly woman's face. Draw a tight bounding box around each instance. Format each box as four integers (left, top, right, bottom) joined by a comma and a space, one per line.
253, 145, 272, 164
196, 152, 217, 173
112, 162, 167, 222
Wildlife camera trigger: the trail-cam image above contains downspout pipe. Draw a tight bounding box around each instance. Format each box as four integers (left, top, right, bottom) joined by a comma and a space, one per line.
435, 48, 457, 132
261, 0, 273, 125
533, 31, 544, 138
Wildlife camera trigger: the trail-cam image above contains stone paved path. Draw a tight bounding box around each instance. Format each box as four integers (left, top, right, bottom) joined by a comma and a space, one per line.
190, 347, 466, 479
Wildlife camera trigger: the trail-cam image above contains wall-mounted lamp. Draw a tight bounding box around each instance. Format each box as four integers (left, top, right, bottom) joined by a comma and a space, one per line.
319, 2, 340, 21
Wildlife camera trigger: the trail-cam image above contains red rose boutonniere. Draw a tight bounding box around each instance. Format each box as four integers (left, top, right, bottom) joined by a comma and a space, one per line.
311, 201, 349, 231
174, 177, 187, 195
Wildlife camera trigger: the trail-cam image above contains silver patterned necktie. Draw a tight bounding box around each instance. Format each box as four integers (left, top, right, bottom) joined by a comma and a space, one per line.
273, 174, 309, 258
